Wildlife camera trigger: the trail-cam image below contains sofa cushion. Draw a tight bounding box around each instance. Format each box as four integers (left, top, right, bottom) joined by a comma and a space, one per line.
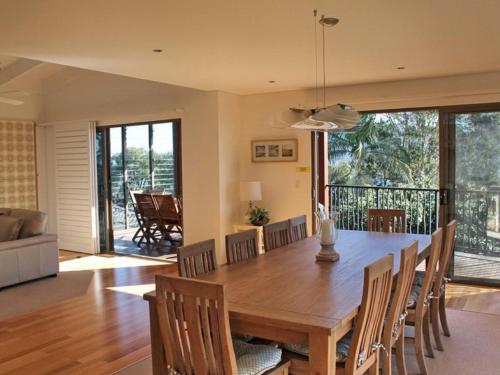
0, 216, 24, 242
9, 208, 48, 239
0, 208, 11, 216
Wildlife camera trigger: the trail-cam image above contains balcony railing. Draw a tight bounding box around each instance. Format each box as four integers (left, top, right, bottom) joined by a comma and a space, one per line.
326, 184, 500, 257
326, 184, 439, 235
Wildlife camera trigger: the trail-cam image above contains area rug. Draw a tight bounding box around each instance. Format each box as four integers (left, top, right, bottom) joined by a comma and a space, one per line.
0, 270, 94, 320
113, 309, 500, 375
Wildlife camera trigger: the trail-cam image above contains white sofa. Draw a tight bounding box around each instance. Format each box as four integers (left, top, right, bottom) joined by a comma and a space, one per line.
0, 208, 59, 289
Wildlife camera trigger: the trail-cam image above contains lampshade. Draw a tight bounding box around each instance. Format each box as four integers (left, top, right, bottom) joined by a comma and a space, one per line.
240, 181, 262, 202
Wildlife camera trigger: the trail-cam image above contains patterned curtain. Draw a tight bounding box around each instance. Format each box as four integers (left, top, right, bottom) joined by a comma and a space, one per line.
0, 120, 37, 209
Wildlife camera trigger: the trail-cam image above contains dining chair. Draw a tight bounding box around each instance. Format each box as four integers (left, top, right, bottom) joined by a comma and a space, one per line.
382, 241, 418, 375
226, 229, 259, 265
177, 239, 218, 278
414, 220, 456, 352
134, 193, 162, 245
288, 215, 308, 242
368, 208, 406, 233
128, 189, 148, 245
152, 194, 183, 236
155, 274, 291, 375
282, 254, 394, 375
263, 220, 292, 252
405, 228, 443, 375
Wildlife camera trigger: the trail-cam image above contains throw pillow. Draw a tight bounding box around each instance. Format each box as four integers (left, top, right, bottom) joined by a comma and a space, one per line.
0, 216, 24, 242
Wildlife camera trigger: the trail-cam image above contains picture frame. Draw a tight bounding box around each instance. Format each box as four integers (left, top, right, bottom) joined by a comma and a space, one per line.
251, 139, 298, 162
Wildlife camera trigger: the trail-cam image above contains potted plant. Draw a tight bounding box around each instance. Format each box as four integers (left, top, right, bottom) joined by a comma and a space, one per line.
247, 206, 270, 226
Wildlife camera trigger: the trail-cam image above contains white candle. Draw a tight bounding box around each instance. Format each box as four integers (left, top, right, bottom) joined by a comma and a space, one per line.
320, 219, 334, 245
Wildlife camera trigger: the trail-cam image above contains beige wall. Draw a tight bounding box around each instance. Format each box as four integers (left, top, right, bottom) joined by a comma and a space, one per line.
38, 67, 228, 256
217, 92, 242, 262
239, 71, 500, 232
30, 66, 500, 261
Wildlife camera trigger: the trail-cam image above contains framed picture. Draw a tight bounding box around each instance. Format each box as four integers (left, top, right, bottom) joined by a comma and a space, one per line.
251, 139, 298, 162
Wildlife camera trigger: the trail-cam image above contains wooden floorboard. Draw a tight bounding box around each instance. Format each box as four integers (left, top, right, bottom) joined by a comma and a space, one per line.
0, 252, 498, 374
0, 254, 177, 375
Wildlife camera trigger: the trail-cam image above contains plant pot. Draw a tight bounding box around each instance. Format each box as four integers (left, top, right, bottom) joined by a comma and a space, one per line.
250, 218, 269, 226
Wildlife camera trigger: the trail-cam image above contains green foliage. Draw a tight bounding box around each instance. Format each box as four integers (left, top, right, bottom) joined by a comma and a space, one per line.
328, 111, 439, 188
247, 206, 270, 226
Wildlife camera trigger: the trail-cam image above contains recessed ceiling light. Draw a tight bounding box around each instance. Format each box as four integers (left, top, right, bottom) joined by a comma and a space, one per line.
396, 66, 405, 70
268, 80, 276, 83
153, 49, 163, 53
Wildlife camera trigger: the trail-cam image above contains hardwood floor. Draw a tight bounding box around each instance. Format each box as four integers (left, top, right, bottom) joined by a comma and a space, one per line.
0, 252, 498, 375
0, 253, 176, 375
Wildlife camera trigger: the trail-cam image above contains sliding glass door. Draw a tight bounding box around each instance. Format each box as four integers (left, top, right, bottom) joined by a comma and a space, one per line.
97, 120, 181, 255
442, 105, 500, 285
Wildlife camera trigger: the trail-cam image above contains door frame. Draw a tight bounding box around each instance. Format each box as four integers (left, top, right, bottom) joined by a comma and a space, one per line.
96, 119, 182, 253
440, 102, 500, 286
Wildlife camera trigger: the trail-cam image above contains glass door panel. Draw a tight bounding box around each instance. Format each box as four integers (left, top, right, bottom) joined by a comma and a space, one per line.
451, 110, 500, 284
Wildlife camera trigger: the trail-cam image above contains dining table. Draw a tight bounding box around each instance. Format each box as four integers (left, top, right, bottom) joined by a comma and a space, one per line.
144, 229, 432, 375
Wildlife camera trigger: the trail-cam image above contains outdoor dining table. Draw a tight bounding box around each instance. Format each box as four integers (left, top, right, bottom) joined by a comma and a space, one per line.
144, 229, 432, 375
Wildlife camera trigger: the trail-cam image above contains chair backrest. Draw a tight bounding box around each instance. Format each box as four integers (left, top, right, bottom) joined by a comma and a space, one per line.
177, 239, 218, 278
289, 215, 308, 242
263, 220, 291, 252
134, 193, 158, 219
383, 241, 418, 347
433, 220, 456, 297
155, 275, 237, 375
345, 254, 394, 375
153, 194, 180, 222
226, 229, 259, 265
368, 208, 406, 233
416, 228, 443, 313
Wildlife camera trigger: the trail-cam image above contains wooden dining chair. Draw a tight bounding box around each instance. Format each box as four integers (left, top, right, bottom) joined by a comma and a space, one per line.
288, 215, 308, 242
368, 208, 406, 233
420, 220, 456, 352
282, 255, 394, 375
263, 220, 291, 252
128, 189, 147, 245
152, 194, 183, 236
381, 241, 418, 375
177, 239, 218, 278
155, 274, 291, 375
405, 228, 443, 375
134, 193, 162, 245
226, 229, 259, 265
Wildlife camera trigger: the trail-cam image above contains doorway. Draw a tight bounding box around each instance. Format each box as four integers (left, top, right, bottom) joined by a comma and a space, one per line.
96, 119, 182, 259
441, 104, 500, 285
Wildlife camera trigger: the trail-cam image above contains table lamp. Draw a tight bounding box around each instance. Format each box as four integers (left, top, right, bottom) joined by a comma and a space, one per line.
240, 181, 262, 211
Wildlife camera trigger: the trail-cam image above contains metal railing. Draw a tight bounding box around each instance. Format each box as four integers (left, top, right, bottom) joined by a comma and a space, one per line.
455, 189, 500, 257
326, 184, 440, 235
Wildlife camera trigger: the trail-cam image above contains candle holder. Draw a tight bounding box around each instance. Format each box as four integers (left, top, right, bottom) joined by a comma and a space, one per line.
315, 211, 340, 262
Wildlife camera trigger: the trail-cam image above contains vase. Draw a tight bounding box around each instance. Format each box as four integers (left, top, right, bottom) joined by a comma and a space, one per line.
316, 211, 340, 262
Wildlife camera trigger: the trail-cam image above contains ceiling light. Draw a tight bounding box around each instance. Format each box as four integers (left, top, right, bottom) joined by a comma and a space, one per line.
268, 80, 276, 83
288, 10, 359, 131
153, 49, 163, 53
397, 66, 405, 70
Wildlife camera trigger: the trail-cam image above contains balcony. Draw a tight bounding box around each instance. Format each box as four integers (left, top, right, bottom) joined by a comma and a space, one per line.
326, 184, 500, 281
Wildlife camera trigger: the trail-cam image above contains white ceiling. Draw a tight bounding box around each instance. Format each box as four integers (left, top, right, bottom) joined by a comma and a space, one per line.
0, 0, 499, 94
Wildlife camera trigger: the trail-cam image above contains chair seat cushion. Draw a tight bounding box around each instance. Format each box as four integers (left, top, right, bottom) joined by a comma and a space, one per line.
281, 331, 352, 363
407, 282, 422, 309
233, 338, 282, 375
414, 270, 425, 287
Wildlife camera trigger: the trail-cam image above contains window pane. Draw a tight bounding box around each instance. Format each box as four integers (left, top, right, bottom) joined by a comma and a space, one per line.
152, 122, 176, 193
110, 127, 125, 230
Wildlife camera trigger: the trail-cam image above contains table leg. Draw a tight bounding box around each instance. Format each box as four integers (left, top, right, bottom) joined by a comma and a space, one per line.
308, 332, 336, 375
148, 300, 167, 375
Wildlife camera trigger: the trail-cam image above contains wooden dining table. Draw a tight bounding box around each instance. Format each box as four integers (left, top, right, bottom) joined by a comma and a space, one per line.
144, 229, 431, 375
